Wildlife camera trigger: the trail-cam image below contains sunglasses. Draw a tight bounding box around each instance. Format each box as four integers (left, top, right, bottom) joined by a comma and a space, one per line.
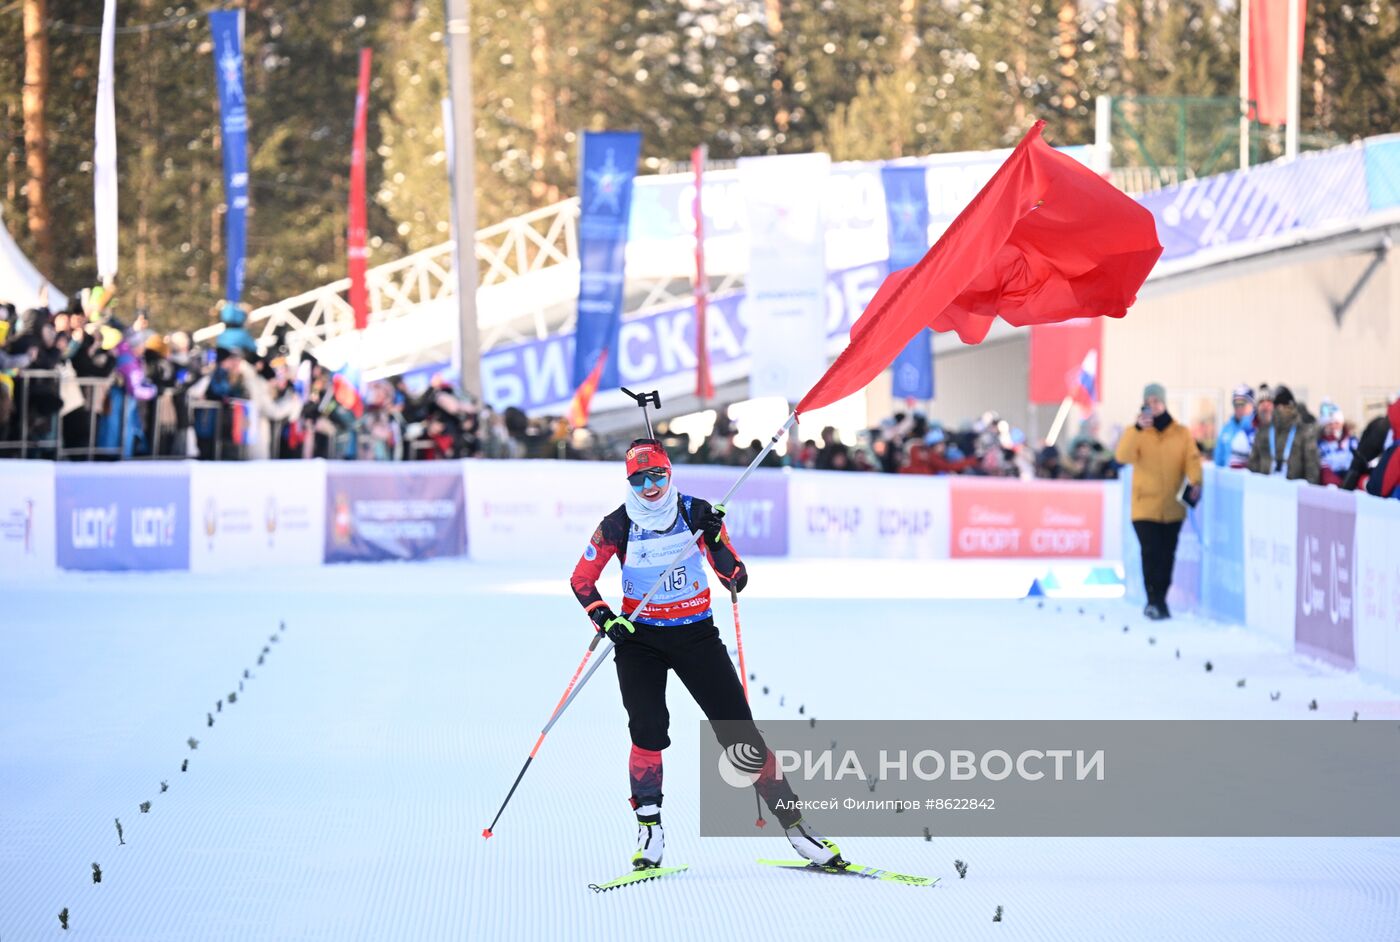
628, 470, 670, 491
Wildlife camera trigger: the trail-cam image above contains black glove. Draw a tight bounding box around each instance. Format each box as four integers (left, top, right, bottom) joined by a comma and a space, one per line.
717, 561, 748, 595
588, 605, 636, 644
694, 503, 727, 545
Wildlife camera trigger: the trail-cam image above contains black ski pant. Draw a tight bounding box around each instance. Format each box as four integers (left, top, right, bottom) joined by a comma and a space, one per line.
1133, 519, 1183, 609
614, 617, 802, 827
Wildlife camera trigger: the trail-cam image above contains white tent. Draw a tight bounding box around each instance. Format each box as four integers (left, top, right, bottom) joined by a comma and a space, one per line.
0, 209, 66, 311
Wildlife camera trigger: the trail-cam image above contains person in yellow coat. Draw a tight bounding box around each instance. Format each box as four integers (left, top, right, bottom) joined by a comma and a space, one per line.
1115, 382, 1203, 620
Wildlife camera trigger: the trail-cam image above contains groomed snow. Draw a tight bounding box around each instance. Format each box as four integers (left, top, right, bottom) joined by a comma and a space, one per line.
2, 559, 1398, 940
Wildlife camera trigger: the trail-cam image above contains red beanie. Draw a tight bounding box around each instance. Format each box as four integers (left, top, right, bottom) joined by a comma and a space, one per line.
625, 439, 671, 477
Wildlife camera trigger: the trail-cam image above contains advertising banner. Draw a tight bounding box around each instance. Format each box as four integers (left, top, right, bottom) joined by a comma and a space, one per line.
1098, 479, 1123, 564
1200, 466, 1248, 623
678, 466, 789, 557
325, 465, 465, 563
481, 262, 885, 414
1243, 475, 1301, 649
1295, 485, 1357, 668
740, 153, 830, 402
1137, 145, 1369, 264
55, 465, 190, 571
624, 146, 1095, 276
464, 461, 619, 563
1353, 494, 1400, 681
1168, 508, 1202, 613
949, 479, 1104, 559
190, 462, 325, 572
0, 460, 55, 575
1121, 468, 1143, 604
788, 472, 949, 560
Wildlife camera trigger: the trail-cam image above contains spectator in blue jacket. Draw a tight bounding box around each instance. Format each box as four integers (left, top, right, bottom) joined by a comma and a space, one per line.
1213, 384, 1256, 469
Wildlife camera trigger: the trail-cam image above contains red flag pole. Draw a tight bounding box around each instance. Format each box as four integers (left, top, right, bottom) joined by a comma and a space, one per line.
692, 145, 714, 403
348, 48, 372, 332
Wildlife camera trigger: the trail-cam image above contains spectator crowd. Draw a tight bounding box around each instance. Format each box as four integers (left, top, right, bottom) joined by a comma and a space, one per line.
3, 299, 1397, 501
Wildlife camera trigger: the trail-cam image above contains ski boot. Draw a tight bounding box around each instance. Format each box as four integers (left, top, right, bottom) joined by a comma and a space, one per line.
631, 803, 665, 870
784, 818, 843, 867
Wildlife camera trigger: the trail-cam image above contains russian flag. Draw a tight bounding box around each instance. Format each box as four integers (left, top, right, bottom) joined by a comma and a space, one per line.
229, 399, 257, 446
331, 371, 364, 419
1069, 349, 1098, 410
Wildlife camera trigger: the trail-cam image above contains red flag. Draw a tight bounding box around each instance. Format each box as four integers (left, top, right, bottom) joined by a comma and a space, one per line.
348, 48, 372, 330
569, 352, 607, 429
797, 121, 1160, 415
692, 145, 714, 401
1249, 0, 1305, 126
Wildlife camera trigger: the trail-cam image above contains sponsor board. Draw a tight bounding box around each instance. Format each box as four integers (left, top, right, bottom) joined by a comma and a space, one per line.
190, 461, 325, 572
1200, 466, 1247, 623
949, 479, 1103, 559
465, 461, 619, 563
789, 472, 949, 559
1295, 485, 1357, 668
0, 460, 55, 574
678, 466, 788, 557
1243, 476, 1301, 650
55, 464, 190, 571
325, 465, 465, 563
1353, 495, 1400, 682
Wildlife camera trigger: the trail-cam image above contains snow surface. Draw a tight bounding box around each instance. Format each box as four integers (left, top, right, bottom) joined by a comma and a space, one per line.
2, 558, 1399, 941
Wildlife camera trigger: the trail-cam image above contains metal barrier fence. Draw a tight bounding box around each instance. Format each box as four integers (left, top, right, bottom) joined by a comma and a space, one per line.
0, 369, 197, 461
2, 370, 119, 460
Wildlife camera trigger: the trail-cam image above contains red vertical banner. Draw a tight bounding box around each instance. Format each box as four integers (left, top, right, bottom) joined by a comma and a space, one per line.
348, 48, 372, 331
1249, 0, 1305, 126
692, 145, 714, 401
1028, 319, 1102, 405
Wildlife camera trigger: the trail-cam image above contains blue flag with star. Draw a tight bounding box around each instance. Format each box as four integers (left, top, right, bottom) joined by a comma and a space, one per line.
881, 165, 934, 400
572, 130, 643, 390
209, 11, 250, 304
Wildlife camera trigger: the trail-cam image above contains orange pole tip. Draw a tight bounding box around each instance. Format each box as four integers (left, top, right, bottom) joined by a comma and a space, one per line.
482, 829, 493, 839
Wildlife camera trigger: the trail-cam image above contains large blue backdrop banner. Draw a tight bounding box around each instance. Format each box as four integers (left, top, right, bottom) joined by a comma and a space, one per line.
881, 165, 934, 401
572, 130, 642, 390
209, 11, 250, 303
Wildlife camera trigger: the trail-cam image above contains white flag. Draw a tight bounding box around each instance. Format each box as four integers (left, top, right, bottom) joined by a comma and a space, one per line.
94, 0, 119, 282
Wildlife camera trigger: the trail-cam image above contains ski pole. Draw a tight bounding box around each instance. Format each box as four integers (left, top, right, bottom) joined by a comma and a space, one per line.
731, 583, 767, 828
482, 632, 613, 838
730, 585, 750, 703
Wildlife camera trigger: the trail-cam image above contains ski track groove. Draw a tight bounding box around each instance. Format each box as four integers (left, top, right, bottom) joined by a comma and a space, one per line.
1, 560, 1398, 940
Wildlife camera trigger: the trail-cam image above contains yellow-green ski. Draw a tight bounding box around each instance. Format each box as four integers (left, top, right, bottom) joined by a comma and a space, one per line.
757, 859, 938, 887
588, 865, 689, 893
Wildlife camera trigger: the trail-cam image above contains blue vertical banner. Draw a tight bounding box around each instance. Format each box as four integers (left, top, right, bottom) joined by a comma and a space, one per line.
209, 10, 249, 303
572, 130, 642, 390
880, 165, 934, 400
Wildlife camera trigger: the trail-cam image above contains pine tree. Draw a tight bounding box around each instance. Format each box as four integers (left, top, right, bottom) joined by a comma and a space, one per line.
1304, 0, 1400, 144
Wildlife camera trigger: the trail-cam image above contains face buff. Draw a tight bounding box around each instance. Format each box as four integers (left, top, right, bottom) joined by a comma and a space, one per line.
624, 476, 679, 531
